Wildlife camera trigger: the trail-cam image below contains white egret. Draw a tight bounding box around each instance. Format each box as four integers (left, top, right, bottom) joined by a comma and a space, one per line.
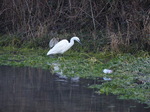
47, 36, 81, 55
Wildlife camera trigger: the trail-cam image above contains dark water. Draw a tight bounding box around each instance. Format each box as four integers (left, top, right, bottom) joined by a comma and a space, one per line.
0, 66, 149, 112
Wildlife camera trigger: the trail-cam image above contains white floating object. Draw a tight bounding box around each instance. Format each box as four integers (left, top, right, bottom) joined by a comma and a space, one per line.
58, 74, 67, 79
53, 64, 60, 71
103, 77, 112, 81
103, 69, 113, 74
51, 63, 60, 71
48, 63, 63, 75
71, 76, 80, 82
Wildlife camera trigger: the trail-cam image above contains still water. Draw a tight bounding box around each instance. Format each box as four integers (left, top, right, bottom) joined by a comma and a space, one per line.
0, 66, 149, 112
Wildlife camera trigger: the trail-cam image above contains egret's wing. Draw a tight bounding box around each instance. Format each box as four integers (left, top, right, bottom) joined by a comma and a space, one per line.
49, 38, 59, 48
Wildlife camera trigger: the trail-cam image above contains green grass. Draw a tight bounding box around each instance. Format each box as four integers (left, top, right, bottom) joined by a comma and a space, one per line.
0, 46, 150, 106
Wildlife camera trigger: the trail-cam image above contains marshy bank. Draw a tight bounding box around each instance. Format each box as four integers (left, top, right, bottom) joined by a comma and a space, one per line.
0, 46, 150, 107
0, 0, 150, 109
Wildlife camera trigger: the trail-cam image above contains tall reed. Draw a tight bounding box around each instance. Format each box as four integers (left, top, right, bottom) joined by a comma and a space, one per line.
0, 0, 149, 51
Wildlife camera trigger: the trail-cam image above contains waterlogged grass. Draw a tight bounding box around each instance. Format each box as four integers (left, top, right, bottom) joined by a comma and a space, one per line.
0, 47, 50, 69
0, 47, 150, 106
91, 56, 150, 103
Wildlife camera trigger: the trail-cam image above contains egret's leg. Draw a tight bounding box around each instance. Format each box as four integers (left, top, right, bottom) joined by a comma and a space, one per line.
48, 54, 55, 58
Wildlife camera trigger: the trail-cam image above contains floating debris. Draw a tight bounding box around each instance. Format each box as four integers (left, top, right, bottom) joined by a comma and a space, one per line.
103, 69, 113, 74
103, 77, 112, 81
71, 76, 80, 82
103, 69, 113, 81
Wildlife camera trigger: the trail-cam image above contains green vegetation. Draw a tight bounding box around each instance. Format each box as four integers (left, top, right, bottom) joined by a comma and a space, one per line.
0, 0, 149, 107
0, 46, 149, 106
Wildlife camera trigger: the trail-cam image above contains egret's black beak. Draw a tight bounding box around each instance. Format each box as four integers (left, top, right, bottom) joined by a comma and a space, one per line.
78, 41, 82, 45
79, 41, 82, 45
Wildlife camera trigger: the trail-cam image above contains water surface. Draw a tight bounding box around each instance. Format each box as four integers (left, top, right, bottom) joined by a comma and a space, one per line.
0, 66, 149, 112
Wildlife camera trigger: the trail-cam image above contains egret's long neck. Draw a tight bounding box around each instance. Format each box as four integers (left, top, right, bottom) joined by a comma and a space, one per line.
69, 38, 75, 47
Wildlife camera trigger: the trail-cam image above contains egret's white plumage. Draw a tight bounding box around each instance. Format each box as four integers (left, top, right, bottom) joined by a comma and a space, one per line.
47, 36, 81, 55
